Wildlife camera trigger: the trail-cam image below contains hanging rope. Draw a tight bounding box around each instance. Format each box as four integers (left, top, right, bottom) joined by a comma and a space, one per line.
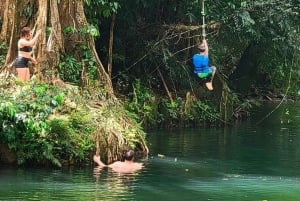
201, 0, 206, 39
255, 56, 294, 126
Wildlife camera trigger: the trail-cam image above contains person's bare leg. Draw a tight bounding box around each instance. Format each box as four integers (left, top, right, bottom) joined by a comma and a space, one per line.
205, 67, 216, 91
16, 68, 28, 82
24, 68, 30, 81
205, 82, 213, 90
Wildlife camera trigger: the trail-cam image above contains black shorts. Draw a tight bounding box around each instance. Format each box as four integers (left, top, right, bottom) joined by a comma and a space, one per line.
14, 56, 30, 68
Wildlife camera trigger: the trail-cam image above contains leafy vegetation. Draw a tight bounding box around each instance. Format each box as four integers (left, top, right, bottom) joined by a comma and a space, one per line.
0, 79, 147, 166
124, 79, 220, 128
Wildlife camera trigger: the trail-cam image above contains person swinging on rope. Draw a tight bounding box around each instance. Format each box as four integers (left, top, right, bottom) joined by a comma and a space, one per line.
192, 38, 216, 90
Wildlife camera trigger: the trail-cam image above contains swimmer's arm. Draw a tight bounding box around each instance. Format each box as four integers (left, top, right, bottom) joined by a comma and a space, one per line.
93, 155, 106, 167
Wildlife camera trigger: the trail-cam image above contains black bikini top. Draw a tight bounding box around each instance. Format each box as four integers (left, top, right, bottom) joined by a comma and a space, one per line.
19, 46, 32, 52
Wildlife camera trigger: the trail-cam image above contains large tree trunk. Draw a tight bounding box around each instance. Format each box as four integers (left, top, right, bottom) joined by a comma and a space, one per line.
0, 0, 114, 97
0, 0, 18, 66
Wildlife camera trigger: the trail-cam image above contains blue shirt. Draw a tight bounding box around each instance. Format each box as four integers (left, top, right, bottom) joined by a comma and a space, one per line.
192, 54, 210, 73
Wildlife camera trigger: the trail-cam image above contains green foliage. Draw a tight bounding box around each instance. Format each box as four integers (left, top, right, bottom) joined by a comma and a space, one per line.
114, 0, 299, 93
126, 79, 160, 126
208, 0, 299, 93
85, 0, 120, 18
193, 100, 220, 122
163, 99, 181, 120
0, 78, 149, 166
80, 25, 100, 38
0, 83, 64, 165
48, 111, 94, 163
159, 98, 219, 126
83, 0, 299, 128
124, 80, 220, 127
0, 42, 8, 66
64, 24, 100, 38
58, 54, 81, 84
81, 45, 98, 80
58, 44, 98, 85
63, 26, 75, 35
0, 82, 97, 166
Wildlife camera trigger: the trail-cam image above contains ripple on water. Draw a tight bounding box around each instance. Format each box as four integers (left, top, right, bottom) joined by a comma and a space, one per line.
182, 175, 300, 201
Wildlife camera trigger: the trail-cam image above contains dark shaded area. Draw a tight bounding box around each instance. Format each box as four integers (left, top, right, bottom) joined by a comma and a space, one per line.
0, 144, 16, 164
229, 43, 261, 95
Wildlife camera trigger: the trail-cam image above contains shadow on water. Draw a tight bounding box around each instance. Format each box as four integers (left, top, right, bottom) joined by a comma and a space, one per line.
0, 102, 299, 201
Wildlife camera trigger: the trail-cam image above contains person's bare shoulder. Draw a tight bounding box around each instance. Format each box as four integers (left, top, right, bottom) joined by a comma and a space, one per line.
108, 161, 123, 168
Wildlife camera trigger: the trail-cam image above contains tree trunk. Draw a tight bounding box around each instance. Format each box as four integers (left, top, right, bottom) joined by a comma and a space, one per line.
0, 0, 114, 97
0, 0, 17, 66
107, 13, 116, 78
0, 0, 9, 39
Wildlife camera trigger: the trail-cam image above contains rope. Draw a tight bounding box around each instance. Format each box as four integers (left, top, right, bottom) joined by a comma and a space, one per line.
255, 57, 293, 126
201, 0, 206, 39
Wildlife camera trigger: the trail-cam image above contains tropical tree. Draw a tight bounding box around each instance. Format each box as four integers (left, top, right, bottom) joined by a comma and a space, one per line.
84, 0, 121, 78
0, 0, 114, 96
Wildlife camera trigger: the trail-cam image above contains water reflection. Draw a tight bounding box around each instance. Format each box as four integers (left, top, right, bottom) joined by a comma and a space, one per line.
93, 168, 135, 201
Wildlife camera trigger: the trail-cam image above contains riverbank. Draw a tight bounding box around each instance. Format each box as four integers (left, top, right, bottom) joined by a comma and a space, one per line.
0, 78, 148, 166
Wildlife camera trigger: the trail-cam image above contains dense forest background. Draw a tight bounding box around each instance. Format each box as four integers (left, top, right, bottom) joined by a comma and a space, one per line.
90, 0, 299, 92
87, 0, 299, 124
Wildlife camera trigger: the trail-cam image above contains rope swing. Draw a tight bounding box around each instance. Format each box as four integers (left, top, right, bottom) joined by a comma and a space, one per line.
201, 0, 206, 39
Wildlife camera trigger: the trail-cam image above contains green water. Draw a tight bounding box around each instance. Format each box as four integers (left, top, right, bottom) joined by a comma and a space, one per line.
0, 103, 300, 201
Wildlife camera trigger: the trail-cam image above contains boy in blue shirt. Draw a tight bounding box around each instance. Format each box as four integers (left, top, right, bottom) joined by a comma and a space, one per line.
192, 39, 216, 90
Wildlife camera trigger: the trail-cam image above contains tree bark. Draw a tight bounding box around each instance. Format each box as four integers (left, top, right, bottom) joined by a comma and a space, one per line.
0, 0, 17, 66
0, 0, 114, 97
108, 13, 116, 78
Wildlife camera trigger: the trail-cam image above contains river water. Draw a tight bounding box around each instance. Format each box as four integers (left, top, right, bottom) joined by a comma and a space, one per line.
0, 103, 299, 201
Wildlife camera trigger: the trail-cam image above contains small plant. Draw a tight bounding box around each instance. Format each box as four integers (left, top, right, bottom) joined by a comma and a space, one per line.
80, 25, 100, 38
63, 26, 75, 35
